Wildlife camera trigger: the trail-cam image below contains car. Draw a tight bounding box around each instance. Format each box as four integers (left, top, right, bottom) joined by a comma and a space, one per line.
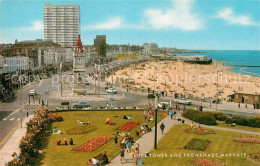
158, 102, 169, 109
72, 101, 90, 108
29, 90, 37, 96
85, 81, 90, 85
106, 88, 118, 94
147, 93, 155, 98
175, 98, 192, 105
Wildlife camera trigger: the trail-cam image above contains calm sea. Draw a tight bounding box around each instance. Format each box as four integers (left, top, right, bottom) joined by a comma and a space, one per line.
173, 50, 260, 76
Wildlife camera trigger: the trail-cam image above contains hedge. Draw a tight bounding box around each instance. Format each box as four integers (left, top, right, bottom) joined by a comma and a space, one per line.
225, 116, 260, 128
182, 109, 217, 125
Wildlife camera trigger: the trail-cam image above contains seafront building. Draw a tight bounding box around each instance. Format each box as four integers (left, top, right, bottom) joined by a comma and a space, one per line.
94, 35, 106, 58
44, 3, 80, 47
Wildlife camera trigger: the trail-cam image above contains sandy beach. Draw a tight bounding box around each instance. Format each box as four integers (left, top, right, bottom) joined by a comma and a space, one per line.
106, 60, 260, 99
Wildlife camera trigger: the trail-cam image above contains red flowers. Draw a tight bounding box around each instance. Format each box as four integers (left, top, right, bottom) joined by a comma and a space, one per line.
185, 127, 215, 135
74, 136, 112, 152
234, 138, 260, 144
191, 159, 226, 166
117, 122, 140, 131
49, 113, 63, 122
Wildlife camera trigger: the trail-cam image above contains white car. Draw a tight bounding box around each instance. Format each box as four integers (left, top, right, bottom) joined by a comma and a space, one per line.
106, 88, 118, 94
175, 98, 192, 105
158, 102, 169, 109
29, 90, 37, 96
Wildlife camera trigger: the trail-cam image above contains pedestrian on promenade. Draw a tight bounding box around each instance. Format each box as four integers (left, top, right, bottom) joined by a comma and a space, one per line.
26, 107, 29, 118
238, 102, 240, 108
120, 147, 125, 164
245, 103, 247, 108
160, 123, 165, 135
170, 111, 173, 119
134, 147, 139, 165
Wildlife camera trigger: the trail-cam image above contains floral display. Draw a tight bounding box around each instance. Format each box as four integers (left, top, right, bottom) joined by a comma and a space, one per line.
117, 122, 140, 131
185, 127, 215, 135
184, 138, 211, 151
249, 151, 260, 163
234, 138, 260, 144
191, 159, 226, 166
7, 106, 51, 166
49, 113, 63, 122
74, 136, 112, 152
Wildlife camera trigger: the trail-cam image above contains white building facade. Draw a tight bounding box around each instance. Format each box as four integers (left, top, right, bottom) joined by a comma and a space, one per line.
44, 4, 80, 47
3, 56, 29, 73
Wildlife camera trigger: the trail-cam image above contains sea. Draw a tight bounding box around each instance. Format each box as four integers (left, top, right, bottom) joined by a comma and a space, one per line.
171, 50, 260, 77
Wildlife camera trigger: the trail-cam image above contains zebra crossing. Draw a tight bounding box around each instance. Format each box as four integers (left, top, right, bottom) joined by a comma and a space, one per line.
1, 117, 21, 121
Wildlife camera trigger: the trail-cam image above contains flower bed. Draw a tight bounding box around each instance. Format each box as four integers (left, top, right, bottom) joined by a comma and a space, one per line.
74, 136, 112, 152
184, 138, 210, 151
191, 159, 226, 166
49, 113, 63, 122
234, 138, 260, 144
185, 127, 215, 135
117, 122, 140, 131
249, 151, 260, 163
67, 125, 97, 135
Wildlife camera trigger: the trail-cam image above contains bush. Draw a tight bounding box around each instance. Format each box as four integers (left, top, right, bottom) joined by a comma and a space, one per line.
183, 110, 217, 126
67, 125, 97, 135
248, 118, 260, 128
49, 113, 63, 122
225, 116, 260, 128
225, 118, 232, 124
194, 113, 217, 125
210, 112, 228, 121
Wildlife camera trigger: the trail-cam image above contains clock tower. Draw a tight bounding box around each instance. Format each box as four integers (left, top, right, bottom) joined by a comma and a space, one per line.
72, 35, 86, 95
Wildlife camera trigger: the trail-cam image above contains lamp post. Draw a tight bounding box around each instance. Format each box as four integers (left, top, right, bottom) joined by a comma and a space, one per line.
60, 62, 63, 97
154, 94, 159, 150
216, 71, 219, 111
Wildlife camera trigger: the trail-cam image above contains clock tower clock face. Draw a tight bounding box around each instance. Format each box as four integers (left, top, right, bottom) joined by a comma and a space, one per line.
76, 58, 82, 65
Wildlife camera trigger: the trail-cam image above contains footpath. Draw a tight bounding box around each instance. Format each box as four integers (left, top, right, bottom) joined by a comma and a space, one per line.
0, 115, 33, 166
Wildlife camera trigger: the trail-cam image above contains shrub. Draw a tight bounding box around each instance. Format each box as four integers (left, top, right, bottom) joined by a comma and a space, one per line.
248, 118, 260, 128
225, 118, 232, 124
210, 112, 228, 121
184, 138, 210, 151
231, 116, 249, 126
194, 113, 217, 125
67, 125, 97, 135
49, 113, 63, 122
183, 110, 217, 126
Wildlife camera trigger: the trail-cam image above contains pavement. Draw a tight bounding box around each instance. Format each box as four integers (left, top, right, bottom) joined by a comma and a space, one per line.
0, 115, 34, 166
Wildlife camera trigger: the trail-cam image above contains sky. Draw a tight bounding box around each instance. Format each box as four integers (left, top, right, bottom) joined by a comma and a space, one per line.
0, 0, 259, 50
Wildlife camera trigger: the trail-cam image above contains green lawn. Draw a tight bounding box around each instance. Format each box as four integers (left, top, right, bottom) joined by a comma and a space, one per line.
40, 110, 166, 166
217, 121, 260, 132
142, 125, 260, 166
114, 54, 139, 59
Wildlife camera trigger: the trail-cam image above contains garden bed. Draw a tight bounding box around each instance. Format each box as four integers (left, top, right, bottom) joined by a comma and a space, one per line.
74, 136, 112, 152
234, 138, 260, 144
191, 158, 226, 166
117, 122, 140, 131
248, 151, 260, 164
67, 125, 97, 135
185, 127, 215, 135
184, 138, 210, 151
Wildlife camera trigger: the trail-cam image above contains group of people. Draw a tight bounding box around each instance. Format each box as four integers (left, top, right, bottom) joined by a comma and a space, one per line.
123, 114, 132, 120
87, 151, 109, 166
105, 118, 116, 125
12, 152, 18, 161
119, 140, 140, 165
57, 138, 73, 146
140, 122, 152, 133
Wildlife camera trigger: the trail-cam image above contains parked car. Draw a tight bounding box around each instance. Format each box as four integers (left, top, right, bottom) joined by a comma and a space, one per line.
175, 98, 192, 105
29, 90, 37, 96
106, 88, 118, 94
72, 101, 90, 108
85, 81, 90, 85
158, 102, 169, 109
147, 93, 155, 98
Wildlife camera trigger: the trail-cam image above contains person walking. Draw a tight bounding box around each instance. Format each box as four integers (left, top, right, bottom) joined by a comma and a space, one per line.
134, 147, 139, 165
160, 123, 165, 135
238, 102, 240, 108
120, 147, 125, 164
170, 111, 173, 120
114, 136, 118, 146
245, 103, 247, 108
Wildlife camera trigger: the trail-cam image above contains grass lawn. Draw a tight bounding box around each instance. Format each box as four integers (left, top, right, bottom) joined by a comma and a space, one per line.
40, 110, 166, 166
114, 54, 139, 59
142, 125, 260, 166
217, 121, 260, 133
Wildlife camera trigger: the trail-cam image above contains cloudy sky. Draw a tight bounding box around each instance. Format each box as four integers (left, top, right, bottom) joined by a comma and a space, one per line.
0, 0, 259, 50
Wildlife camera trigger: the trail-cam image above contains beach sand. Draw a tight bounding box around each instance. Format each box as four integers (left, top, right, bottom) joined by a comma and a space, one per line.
106, 61, 260, 99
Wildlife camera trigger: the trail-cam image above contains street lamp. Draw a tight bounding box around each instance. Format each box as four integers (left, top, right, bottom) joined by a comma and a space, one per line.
154, 94, 159, 150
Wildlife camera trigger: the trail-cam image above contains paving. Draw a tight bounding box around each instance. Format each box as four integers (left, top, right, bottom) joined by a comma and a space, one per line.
0, 115, 34, 166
